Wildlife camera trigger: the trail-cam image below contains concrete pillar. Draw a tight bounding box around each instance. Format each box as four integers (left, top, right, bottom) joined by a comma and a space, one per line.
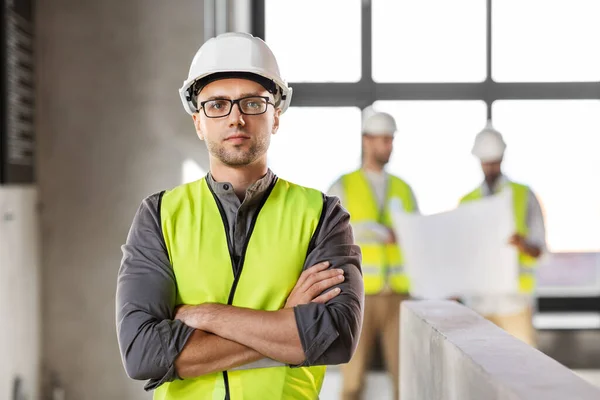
36, 1, 207, 398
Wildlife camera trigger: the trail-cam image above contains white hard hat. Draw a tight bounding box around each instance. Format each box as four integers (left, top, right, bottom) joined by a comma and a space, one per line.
471, 120, 506, 162
179, 32, 292, 115
362, 111, 397, 136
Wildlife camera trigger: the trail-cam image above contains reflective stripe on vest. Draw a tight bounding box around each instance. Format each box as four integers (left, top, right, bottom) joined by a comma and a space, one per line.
460, 181, 537, 294
341, 170, 415, 295
155, 177, 326, 400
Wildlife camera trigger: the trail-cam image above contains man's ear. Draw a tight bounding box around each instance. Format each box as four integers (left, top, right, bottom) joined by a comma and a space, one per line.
271, 108, 281, 135
192, 113, 204, 140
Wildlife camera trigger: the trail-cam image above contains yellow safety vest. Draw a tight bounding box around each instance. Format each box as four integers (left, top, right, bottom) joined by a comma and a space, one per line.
341, 170, 416, 295
460, 181, 537, 294
155, 177, 326, 400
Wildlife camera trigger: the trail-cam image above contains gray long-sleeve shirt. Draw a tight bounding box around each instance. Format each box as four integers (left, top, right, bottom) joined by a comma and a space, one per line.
116, 169, 364, 390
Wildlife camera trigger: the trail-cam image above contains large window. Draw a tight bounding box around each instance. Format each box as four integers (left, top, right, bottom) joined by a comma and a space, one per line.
258, 0, 600, 254
492, 0, 600, 82
373, 0, 486, 82
493, 100, 600, 252
268, 107, 362, 191
265, 0, 361, 82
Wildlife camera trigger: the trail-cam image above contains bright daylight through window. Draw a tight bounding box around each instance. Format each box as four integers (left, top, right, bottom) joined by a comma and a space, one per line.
268, 107, 362, 192
265, 0, 361, 82
493, 0, 600, 82
372, 0, 486, 82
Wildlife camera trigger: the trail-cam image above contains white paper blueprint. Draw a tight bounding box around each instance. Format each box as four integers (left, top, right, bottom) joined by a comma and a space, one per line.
389, 190, 519, 299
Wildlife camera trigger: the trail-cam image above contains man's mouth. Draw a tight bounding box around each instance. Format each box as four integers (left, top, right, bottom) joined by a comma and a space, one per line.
224, 133, 251, 144
225, 131, 250, 140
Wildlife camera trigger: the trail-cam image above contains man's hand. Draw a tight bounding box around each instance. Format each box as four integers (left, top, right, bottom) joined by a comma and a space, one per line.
284, 261, 344, 308
174, 304, 212, 329
508, 233, 526, 251
508, 233, 541, 258
385, 228, 397, 245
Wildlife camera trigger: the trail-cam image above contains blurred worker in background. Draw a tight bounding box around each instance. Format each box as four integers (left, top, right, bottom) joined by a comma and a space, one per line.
460, 120, 547, 346
116, 32, 364, 399
329, 108, 418, 400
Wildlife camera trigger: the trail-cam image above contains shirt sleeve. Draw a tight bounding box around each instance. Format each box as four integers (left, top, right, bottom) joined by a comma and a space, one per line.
525, 189, 547, 255
116, 192, 195, 391
292, 195, 364, 366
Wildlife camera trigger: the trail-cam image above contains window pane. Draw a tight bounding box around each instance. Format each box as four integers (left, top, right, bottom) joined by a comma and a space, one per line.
265, 0, 361, 82
372, 0, 486, 82
493, 100, 600, 252
493, 0, 600, 82
373, 101, 487, 214
268, 107, 361, 192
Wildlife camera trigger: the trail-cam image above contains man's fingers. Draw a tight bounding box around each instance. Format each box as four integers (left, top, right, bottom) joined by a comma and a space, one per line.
312, 287, 341, 304
309, 274, 345, 297
306, 261, 330, 274
296, 261, 330, 288
296, 261, 329, 287
300, 268, 343, 293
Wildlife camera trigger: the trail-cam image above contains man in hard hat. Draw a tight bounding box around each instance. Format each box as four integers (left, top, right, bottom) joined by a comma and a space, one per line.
328, 109, 417, 400
460, 121, 546, 346
116, 32, 364, 399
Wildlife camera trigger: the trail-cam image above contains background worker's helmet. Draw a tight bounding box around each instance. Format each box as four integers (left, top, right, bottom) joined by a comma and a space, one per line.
471, 120, 506, 162
361, 110, 397, 136
179, 32, 292, 115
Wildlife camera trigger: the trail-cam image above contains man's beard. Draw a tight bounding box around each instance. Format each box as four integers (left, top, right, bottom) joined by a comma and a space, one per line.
375, 153, 390, 167
207, 134, 270, 167
485, 171, 501, 186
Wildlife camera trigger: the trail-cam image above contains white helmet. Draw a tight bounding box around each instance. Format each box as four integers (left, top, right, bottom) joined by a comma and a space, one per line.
362, 111, 397, 136
471, 120, 506, 162
179, 32, 292, 115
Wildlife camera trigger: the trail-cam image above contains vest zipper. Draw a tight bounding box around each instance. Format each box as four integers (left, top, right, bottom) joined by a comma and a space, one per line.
206, 177, 278, 399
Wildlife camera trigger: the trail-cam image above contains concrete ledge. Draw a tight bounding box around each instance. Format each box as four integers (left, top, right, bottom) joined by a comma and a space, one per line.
401, 300, 600, 400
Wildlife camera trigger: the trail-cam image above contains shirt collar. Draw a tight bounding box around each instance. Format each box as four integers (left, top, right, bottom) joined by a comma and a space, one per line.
206, 168, 276, 199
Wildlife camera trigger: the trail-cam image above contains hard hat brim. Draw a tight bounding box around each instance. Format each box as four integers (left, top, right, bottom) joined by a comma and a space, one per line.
179, 68, 292, 116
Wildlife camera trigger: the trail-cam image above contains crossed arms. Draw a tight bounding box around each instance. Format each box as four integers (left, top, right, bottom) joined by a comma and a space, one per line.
173, 262, 344, 377
116, 193, 363, 389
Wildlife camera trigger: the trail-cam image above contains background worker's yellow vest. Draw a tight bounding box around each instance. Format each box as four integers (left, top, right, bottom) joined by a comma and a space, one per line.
155, 177, 326, 400
460, 181, 537, 294
341, 170, 416, 295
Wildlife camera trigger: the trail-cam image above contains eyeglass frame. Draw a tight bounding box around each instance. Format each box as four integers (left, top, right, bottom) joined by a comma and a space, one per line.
198, 95, 276, 118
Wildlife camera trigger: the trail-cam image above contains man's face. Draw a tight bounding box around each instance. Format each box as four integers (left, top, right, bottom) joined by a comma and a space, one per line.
363, 135, 394, 166
481, 160, 502, 181
192, 78, 280, 167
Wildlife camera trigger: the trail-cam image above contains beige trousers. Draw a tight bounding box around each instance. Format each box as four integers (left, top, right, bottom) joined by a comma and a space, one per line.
482, 307, 536, 346
341, 292, 409, 400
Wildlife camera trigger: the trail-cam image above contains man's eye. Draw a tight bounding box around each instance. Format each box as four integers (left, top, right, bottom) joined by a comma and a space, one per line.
207, 100, 228, 109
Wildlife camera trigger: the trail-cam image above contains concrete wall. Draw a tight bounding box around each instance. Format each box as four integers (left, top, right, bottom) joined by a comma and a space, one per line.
36, 1, 208, 399
401, 300, 600, 400
0, 187, 40, 400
